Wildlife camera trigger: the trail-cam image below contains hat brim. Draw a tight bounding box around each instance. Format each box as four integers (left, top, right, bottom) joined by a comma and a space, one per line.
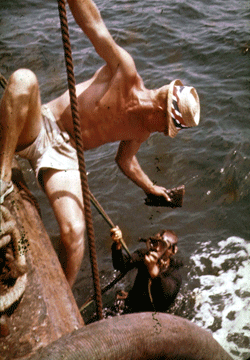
165, 79, 183, 138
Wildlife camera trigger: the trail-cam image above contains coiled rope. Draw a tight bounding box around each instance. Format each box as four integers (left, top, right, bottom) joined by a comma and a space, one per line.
0, 205, 27, 312
57, 0, 103, 319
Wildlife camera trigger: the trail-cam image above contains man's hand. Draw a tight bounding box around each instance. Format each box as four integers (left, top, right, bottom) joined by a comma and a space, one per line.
110, 226, 123, 250
116, 139, 171, 200
146, 184, 171, 202
144, 251, 161, 278
145, 185, 185, 208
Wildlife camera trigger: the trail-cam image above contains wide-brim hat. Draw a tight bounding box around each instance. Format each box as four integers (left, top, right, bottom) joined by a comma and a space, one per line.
165, 79, 200, 138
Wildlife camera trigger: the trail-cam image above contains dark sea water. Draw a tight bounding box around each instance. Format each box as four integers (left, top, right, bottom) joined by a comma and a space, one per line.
1, 0, 249, 358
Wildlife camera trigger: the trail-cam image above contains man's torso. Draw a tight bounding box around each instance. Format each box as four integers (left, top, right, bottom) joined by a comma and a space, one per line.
46, 64, 150, 150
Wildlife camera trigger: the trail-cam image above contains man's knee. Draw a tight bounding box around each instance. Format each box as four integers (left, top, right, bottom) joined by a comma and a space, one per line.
9, 69, 39, 96
60, 219, 86, 253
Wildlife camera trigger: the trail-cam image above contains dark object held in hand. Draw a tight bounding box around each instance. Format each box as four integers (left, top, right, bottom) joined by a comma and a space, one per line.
145, 185, 185, 208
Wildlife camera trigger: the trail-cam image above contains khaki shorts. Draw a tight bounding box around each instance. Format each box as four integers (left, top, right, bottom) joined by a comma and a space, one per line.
17, 105, 79, 189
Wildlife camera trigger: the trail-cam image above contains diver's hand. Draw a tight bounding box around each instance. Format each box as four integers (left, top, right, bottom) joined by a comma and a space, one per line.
110, 226, 123, 250
144, 251, 160, 278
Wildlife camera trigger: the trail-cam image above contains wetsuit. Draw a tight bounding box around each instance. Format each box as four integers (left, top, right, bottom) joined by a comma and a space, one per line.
112, 244, 183, 313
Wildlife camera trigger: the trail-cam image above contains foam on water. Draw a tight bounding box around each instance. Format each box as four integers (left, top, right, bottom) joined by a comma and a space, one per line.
189, 236, 250, 359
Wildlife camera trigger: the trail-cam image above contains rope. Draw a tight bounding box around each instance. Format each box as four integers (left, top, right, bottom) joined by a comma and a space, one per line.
0, 72, 7, 89
80, 270, 128, 313
57, 0, 103, 319
81, 227, 131, 312
0, 205, 27, 312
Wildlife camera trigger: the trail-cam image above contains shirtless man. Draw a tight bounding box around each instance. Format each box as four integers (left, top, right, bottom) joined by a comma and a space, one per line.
0, 0, 200, 287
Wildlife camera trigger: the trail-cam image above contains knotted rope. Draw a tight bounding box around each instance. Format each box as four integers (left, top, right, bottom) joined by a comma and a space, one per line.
0, 206, 27, 312
57, 0, 103, 319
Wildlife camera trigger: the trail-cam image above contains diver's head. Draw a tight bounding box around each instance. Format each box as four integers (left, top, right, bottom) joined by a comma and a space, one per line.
141, 229, 178, 258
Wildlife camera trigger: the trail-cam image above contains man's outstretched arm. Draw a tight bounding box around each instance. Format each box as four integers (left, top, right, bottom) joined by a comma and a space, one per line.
116, 140, 171, 201
67, 0, 136, 77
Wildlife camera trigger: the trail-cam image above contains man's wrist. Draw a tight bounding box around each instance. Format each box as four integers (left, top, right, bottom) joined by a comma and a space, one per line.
144, 182, 155, 195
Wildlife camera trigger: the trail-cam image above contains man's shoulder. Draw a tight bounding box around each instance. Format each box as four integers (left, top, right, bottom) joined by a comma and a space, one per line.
115, 46, 138, 80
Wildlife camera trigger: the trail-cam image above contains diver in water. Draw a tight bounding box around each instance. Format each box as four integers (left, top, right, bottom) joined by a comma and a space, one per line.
111, 227, 183, 313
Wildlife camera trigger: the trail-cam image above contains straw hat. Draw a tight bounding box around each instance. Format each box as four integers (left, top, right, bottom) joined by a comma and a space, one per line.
165, 79, 200, 138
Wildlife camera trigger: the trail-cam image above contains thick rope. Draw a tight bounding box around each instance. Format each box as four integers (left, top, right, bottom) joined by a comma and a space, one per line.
0, 205, 27, 312
57, 0, 103, 319
0, 73, 7, 89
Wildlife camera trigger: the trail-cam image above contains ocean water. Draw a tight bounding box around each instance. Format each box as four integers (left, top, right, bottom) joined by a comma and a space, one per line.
0, 0, 249, 358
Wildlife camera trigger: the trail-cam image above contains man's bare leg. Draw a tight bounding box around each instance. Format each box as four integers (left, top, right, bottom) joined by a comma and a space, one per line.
42, 169, 86, 288
0, 69, 42, 201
